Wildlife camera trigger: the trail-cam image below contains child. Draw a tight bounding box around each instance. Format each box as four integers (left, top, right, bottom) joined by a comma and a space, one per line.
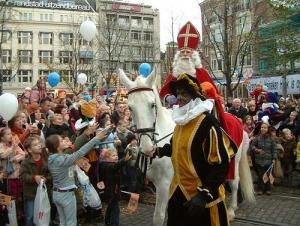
99, 148, 131, 226
46, 130, 107, 226
0, 127, 26, 222
0, 166, 9, 226
20, 135, 51, 226
124, 134, 141, 193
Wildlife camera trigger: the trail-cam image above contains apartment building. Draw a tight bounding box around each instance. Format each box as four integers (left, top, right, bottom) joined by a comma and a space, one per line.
0, 0, 160, 95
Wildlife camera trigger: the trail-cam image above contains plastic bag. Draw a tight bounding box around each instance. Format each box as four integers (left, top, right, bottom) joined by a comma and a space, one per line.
75, 166, 102, 209
6, 200, 18, 226
33, 180, 51, 226
274, 159, 283, 178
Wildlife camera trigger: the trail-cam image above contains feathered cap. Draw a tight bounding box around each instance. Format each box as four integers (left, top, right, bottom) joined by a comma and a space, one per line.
170, 73, 205, 99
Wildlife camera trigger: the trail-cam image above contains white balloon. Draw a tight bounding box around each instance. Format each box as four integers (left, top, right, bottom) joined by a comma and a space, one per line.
80, 20, 97, 41
0, 93, 19, 121
77, 73, 88, 85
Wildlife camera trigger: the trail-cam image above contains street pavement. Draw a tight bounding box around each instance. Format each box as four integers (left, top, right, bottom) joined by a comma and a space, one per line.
80, 172, 300, 226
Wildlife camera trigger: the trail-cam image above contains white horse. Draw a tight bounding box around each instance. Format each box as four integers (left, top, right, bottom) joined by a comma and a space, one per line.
119, 69, 175, 226
119, 69, 255, 225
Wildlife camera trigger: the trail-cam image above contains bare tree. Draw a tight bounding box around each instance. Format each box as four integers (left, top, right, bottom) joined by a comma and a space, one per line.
201, 0, 263, 98
96, 1, 130, 89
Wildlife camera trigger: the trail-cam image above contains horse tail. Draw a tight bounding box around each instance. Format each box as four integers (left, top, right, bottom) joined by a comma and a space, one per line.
239, 131, 256, 203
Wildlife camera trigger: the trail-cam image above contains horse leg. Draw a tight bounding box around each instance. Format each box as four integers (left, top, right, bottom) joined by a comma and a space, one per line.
228, 147, 241, 221
228, 178, 239, 221
151, 157, 173, 226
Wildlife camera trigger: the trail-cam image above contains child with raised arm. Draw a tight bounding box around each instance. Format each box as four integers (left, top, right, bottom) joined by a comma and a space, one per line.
46, 129, 108, 226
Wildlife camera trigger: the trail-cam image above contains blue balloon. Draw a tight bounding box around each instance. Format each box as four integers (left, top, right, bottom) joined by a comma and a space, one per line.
83, 94, 92, 102
48, 72, 60, 87
139, 63, 152, 77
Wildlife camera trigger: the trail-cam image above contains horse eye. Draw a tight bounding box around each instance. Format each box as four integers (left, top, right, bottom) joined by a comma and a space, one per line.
151, 103, 156, 108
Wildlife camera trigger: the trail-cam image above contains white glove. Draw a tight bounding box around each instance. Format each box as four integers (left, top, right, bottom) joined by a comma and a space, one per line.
166, 95, 177, 105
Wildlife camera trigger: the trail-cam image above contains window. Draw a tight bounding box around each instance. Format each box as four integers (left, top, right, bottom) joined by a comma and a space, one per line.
60, 14, 72, 23
1, 50, 11, 63
132, 62, 139, 72
212, 59, 223, 71
61, 70, 73, 83
131, 30, 141, 41
19, 12, 32, 21
39, 70, 49, 79
18, 31, 32, 44
106, 14, 116, 24
18, 70, 32, 83
144, 32, 153, 42
0, 70, 11, 82
143, 18, 153, 28
39, 51, 53, 63
132, 46, 141, 56
0, 31, 11, 43
80, 58, 92, 64
131, 17, 141, 27
19, 50, 32, 63
236, 16, 251, 34
205, 47, 209, 57
40, 13, 53, 22
120, 30, 129, 40
239, 52, 252, 66
59, 51, 72, 64
144, 47, 153, 59
60, 33, 73, 45
39, 32, 53, 45
79, 39, 92, 46
118, 16, 129, 26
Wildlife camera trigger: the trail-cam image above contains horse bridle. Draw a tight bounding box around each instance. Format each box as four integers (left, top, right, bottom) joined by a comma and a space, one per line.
127, 86, 159, 145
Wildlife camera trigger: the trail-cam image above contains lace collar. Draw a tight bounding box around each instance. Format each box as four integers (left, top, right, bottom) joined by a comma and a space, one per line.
172, 98, 214, 125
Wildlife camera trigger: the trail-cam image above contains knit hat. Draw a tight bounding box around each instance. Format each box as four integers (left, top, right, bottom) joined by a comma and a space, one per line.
81, 101, 96, 118
75, 101, 96, 130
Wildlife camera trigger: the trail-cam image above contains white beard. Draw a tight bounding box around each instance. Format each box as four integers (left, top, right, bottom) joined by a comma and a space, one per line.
172, 50, 202, 78
173, 58, 196, 78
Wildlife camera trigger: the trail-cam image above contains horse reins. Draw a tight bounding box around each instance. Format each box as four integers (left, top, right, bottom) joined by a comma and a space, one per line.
127, 86, 159, 146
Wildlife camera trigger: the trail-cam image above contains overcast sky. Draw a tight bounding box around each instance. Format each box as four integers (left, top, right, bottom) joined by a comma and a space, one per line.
129, 0, 202, 51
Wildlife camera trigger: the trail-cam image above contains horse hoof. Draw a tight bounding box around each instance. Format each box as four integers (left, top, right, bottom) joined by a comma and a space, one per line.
228, 208, 235, 221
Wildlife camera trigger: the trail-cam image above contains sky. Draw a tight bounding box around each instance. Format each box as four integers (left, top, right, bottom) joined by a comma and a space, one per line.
129, 0, 203, 51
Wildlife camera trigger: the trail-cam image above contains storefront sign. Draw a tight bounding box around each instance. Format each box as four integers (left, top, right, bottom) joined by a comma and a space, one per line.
4, 0, 94, 11
247, 74, 300, 95
112, 3, 141, 12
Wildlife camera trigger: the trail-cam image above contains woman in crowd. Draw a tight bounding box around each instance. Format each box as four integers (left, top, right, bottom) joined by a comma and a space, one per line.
250, 122, 277, 195
280, 128, 297, 186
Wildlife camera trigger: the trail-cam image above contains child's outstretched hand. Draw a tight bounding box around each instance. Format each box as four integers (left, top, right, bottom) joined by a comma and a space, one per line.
125, 152, 132, 161
96, 130, 108, 140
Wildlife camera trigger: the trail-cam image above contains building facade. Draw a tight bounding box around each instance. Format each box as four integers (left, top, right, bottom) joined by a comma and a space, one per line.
0, 0, 160, 95
199, 0, 276, 99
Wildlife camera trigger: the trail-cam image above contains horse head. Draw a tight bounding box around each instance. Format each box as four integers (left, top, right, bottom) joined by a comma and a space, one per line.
119, 69, 163, 154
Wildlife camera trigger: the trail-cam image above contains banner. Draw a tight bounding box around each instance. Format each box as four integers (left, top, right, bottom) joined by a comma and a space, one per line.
246, 74, 300, 95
